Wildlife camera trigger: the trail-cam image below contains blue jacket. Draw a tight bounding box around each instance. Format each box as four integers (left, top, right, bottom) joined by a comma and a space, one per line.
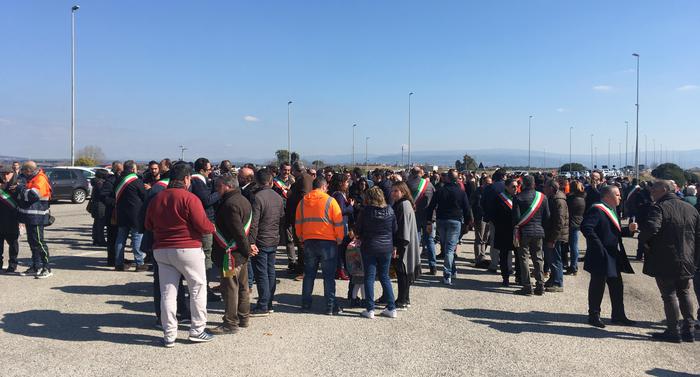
190, 174, 220, 222
581, 203, 634, 277
357, 205, 397, 255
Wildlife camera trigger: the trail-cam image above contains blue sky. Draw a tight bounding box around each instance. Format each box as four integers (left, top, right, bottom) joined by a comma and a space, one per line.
1, 1, 699, 161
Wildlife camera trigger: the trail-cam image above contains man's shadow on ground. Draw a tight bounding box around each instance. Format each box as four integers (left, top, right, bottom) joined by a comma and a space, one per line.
0, 310, 160, 346
446, 308, 664, 341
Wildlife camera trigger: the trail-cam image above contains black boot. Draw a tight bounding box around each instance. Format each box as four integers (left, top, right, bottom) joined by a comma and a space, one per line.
588, 313, 606, 328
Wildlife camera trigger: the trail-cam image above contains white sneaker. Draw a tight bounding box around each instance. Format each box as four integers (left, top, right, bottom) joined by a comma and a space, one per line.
381, 308, 397, 319
360, 310, 375, 319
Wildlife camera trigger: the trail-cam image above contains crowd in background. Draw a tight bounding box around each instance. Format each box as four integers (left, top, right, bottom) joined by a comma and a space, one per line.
1, 158, 699, 346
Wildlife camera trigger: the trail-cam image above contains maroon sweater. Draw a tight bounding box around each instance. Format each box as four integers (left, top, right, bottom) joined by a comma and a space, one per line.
145, 188, 214, 249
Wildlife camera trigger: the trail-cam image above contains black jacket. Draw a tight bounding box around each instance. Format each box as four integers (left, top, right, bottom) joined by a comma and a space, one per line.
492, 192, 514, 251
0, 181, 19, 234
481, 180, 505, 222
379, 179, 394, 206
427, 182, 473, 223
249, 186, 284, 248
512, 189, 549, 239
406, 176, 436, 226
213, 189, 252, 267
639, 193, 700, 279
584, 184, 602, 211
471, 186, 486, 221
357, 205, 397, 255
100, 174, 118, 221
567, 194, 586, 228
581, 203, 634, 277
88, 177, 107, 219
190, 175, 219, 222
116, 176, 146, 229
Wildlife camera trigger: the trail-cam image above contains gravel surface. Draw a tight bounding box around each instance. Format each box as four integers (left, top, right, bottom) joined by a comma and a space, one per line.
1, 203, 698, 377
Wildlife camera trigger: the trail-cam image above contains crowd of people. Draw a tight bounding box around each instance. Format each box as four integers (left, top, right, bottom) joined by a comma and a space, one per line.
1, 158, 699, 347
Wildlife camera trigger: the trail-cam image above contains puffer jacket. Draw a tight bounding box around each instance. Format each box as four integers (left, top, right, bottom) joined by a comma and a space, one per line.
512, 188, 550, 239
357, 205, 397, 255
545, 190, 569, 243
639, 193, 700, 279
16, 170, 52, 225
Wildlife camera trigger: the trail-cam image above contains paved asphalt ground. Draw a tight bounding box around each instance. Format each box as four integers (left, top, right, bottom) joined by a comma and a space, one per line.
1, 203, 698, 377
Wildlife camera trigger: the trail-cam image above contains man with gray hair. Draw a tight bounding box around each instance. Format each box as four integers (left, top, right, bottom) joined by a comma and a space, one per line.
16, 161, 53, 278
640, 179, 700, 343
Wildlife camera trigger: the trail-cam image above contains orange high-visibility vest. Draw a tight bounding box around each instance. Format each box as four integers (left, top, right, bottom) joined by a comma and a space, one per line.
295, 189, 344, 243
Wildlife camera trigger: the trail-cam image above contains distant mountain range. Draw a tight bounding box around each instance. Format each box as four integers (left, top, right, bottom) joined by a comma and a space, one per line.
298, 148, 700, 170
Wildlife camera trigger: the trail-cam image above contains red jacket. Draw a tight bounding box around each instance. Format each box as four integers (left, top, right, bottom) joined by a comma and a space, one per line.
145, 188, 214, 250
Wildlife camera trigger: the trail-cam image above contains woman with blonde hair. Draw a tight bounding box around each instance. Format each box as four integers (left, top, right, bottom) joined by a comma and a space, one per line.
390, 181, 421, 310
356, 186, 398, 319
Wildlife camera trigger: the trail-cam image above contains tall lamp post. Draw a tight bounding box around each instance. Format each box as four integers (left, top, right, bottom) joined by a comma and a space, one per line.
633, 53, 640, 180
352, 124, 357, 167
624, 120, 629, 168
287, 101, 293, 163
408, 92, 413, 168
179, 145, 187, 161
569, 126, 573, 173
365, 137, 370, 170
70, 5, 80, 166
528, 115, 533, 172
590, 134, 594, 169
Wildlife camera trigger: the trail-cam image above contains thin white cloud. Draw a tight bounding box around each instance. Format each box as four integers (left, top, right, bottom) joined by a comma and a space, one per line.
593, 85, 613, 92
677, 85, 698, 92
556, 108, 566, 113
243, 115, 260, 122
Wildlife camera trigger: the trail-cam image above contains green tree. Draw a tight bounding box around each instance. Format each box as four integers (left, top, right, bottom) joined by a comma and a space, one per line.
312, 160, 325, 169
455, 159, 463, 171
461, 153, 477, 171
275, 150, 290, 165
651, 163, 688, 185
76, 145, 105, 166
559, 162, 586, 172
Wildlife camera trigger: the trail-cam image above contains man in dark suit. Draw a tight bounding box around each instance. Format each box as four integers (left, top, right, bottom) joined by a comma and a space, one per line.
285, 161, 313, 280
114, 160, 147, 271
581, 184, 636, 328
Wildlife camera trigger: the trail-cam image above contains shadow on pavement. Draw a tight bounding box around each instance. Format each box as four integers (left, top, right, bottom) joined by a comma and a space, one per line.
646, 368, 698, 377
446, 308, 659, 341
53, 281, 152, 297
0, 310, 160, 345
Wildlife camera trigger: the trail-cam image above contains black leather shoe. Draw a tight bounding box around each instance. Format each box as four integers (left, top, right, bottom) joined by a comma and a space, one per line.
681, 332, 695, 343
651, 331, 681, 343
429, 266, 437, 275
588, 314, 606, 328
611, 317, 637, 326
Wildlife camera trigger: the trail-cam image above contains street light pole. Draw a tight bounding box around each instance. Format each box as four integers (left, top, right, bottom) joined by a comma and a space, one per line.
618, 142, 622, 168
352, 124, 357, 167
590, 134, 594, 169
625, 120, 629, 168
401, 145, 404, 167
408, 92, 413, 168
528, 115, 533, 173
633, 53, 640, 180
644, 134, 648, 167
70, 5, 79, 166
365, 137, 370, 170
287, 101, 293, 163
569, 126, 573, 173
179, 145, 187, 161
608, 138, 611, 167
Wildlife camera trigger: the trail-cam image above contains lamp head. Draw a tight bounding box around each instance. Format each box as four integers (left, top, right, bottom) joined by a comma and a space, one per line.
409, 92, 413, 96
288, 101, 292, 105
72, 5, 80, 11
632, 53, 639, 57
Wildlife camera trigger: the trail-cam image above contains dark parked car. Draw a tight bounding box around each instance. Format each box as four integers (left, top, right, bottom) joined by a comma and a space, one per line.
44, 167, 93, 204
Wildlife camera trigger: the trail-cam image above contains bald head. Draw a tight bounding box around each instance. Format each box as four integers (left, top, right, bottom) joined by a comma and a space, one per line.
238, 167, 254, 186
21, 161, 38, 175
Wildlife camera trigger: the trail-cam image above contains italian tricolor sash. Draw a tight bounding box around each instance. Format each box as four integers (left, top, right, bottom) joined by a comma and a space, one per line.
0, 188, 17, 209
273, 178, 288, 198
115, 174, 138, 202
191, 174, 207, 185
214, 214, 253, 278
155, 178, 170, 188
513, 191, 545, 246
593, 203, 621, 232
412, 178, 428, 202
498, 192, 513, 209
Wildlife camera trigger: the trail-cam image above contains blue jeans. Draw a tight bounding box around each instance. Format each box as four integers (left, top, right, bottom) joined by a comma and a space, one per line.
362, 252, 396, 311
115, 226, 144, 266
436, 219, 461, 279
419, 222, 437, 267
569, 226, 580, 271
247, 260, 254, 289
301, 240, 338, 310
252, 246, 277, 311
544, 241, 564, 287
